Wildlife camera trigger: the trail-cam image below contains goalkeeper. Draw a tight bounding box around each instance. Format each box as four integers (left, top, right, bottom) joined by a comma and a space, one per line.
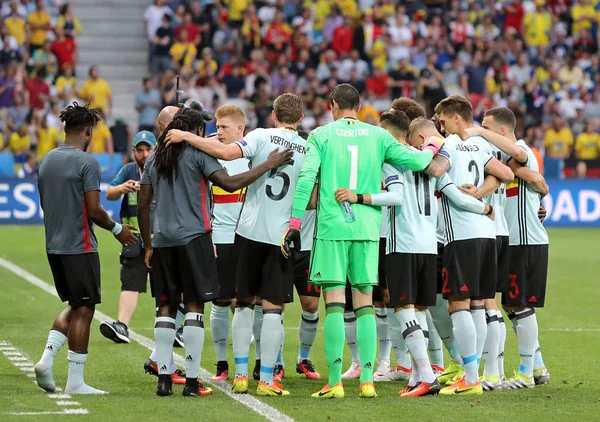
282, 84, 445, 399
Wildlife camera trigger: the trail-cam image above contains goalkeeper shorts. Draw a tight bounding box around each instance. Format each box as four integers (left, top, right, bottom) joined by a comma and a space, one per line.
309, 239, 379, 290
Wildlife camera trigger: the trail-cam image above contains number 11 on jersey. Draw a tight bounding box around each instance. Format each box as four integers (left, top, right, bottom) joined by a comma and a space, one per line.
348, 145, 358, 189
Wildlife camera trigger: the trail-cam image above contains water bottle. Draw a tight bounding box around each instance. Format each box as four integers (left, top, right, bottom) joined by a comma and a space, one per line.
340, 200, 356, 223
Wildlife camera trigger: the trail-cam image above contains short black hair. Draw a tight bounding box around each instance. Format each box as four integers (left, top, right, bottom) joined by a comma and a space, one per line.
390, 97, 426, 121
59, 102, 101, 134
330, 83, 360, 111
380, 109, 410, 133
484, 107, 517, 130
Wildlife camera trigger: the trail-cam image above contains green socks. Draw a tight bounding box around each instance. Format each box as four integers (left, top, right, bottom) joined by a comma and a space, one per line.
324, 303, 345, 386
355, 305, 376, 384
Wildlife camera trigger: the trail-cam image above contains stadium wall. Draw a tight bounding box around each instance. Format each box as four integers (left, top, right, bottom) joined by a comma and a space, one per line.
0, 178, 598, 227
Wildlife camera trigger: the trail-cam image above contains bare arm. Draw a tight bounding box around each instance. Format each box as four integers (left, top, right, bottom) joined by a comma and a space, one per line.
465, 127, 528, 163
485, 157, 514, 183
334, 184, 404, 207
507, 159, 549, 197
423, 155, 451, 178
307, 184, 319, 210
460, 174, 501, 199
84, 190, 117, 231
138, 183, 153, 253
209, 148, 293, 192
166, 129, 243, 161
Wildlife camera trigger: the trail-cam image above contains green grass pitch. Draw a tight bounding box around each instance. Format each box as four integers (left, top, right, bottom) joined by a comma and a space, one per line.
0, 226, 599, 421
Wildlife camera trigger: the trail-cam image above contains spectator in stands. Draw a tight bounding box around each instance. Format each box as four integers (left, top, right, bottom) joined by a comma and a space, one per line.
51, 28, 78, 71
28, 0, 51, 55
558, 86, 585, 121
0, 31, 22, 67
175, 11, 200, 46
136, 77, 161, 132
36, 114, 59, 160
80, 66, 112, 116
110, 117, 131, 156
571, 0, 596, 34
462, 50, 487, 108
56, 3, 83, 39
575, 160, 588, 178
25, 67, 49, 111
366, 67, 389, 99
169, 28, 196, 70
16, 152, 36, 178
583, 89, 600, 120
0, 63, 18, 111
523, 0, 552, 53
55, 64, 75, 99
6, 92, 27, 134
88, 113, 113, 154
332, 16, 354, 58
8, 124, 29, 172
338, 49, 369, 82
571, 105, 587, 138
144, 0, 172, 62
4, 3, 27, 48
212, 18, 234, 67
420, 52, 446, 117
222, 63, 246, 98
151, 13, 174, 76
559, 55, 585, 87
545, 115, 574, 178
32, 40, 56, 76
575, 121, 600, 161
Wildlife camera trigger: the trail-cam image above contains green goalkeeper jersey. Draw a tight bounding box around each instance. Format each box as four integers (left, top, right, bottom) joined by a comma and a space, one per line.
291, 117, 434, 241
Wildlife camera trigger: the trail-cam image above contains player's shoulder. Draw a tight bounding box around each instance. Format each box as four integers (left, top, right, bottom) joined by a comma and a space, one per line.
444, 133, 462, 145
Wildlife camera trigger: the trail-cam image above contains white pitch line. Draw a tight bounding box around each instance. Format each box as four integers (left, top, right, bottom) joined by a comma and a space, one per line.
10, 409, 89, 416
0, 257, 294, 422
13, 361, 33, 367
56, 401, 81, 406
544, 328, 600, 332
48, 393, 72, 399
3, 351, 23, 355
8, 356, 29, 361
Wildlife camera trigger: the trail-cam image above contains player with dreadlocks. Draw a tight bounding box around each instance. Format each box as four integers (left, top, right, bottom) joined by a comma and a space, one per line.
35, 102, 138, 394
138, 107, 294, 397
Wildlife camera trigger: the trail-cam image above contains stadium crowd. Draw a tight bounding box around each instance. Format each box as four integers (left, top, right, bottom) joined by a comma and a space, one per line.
2, 0, 600, 178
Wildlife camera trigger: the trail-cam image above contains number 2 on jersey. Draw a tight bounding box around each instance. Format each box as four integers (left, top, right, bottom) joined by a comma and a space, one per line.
468, 160, 480, 186
347, 145, 358, 189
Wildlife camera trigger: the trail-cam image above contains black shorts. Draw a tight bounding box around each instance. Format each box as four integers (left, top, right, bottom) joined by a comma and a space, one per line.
234, 234, 294, 304
373, 238, 388, 302
120, 254, 148, 293
294, 251, 320, 298
150, 235, 219, 307
216, 243, 236, 299
442, 238, 497, 300
47, 252, 101, 308
502, 245, 548, 308
436, 242, 444, 294
386, 253, 437, 308
496, 236, 509, 293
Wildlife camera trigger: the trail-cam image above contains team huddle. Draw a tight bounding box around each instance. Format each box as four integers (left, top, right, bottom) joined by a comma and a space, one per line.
33, 84, 550, 399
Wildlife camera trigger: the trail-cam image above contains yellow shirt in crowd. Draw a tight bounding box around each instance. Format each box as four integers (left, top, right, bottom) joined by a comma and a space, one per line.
55, 75, 76, 94
311, 0, 330, 31
575, 132, 600, 160
571, 4, 595, 34
4, 15, 26, 45
37, 127, 60, 160
523, 11, 552, 46
225, 0, 250, 21
9, 133, 30, 153
80, 78, 112, 114
169, 42, 197, 69
89, 121, 111, 154
28, 10, 51, 45
545, 127, 574, 158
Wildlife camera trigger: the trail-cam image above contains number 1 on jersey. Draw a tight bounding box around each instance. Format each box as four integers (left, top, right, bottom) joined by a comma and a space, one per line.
348, 145, 358, 189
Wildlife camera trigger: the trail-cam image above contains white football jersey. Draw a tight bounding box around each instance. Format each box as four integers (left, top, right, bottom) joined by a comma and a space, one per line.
300, 210, 316, 252
504, 140, 549, 246
235, 127, 307, 246
211, 157, 249, 244
439, 136, 495, 244
468, 135, 509, 237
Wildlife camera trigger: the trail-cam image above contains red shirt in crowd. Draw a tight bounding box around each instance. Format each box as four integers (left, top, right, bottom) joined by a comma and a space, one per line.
175, 23, 200, 44
51, 37, 76, 69
504, 3, 524, 31
332, 25, 354, 56
366, 73, 389, 97
25, 77, 49, 110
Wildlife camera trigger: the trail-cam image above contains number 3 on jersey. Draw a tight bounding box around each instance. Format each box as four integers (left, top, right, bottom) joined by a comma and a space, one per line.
265, 168, 290, 201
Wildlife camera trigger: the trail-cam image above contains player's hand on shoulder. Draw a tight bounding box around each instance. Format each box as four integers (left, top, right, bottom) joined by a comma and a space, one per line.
335, 188, 358, 204
267, 147, 294, 169
422, 136, 445, 154
459, 183, 478, 197
120, 180, 137, 194
464, 127, 482, 138
116, 224, 138, 247
538, 204, 547, 223
165, 129, 186, 147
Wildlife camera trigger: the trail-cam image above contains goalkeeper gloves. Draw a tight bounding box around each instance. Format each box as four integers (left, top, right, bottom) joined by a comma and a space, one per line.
422, 136, 445, 155
281, 217, 302, 259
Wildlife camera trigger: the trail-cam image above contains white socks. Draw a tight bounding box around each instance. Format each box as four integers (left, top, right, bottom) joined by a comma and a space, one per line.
471, 306, 487, 364
515, 309, 538, 377
396, 308, 435, 384
65, 351, 107, 394
388, 308, 410, 369
253, 305, 263, 360
376, 307, 391, 363
483, 310, 500, 377
232, 304, 253, 378
426, 310, 444, 368
154, 316, 176, 375
183, 313, 205, 380
260, 310, 283, 385
451, 310, 478, 386
298, 310, 318, 362
497, 311, 507, 376
344, 311, 360, 364
210, 304, 230, 362
35, 329, 67, 392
